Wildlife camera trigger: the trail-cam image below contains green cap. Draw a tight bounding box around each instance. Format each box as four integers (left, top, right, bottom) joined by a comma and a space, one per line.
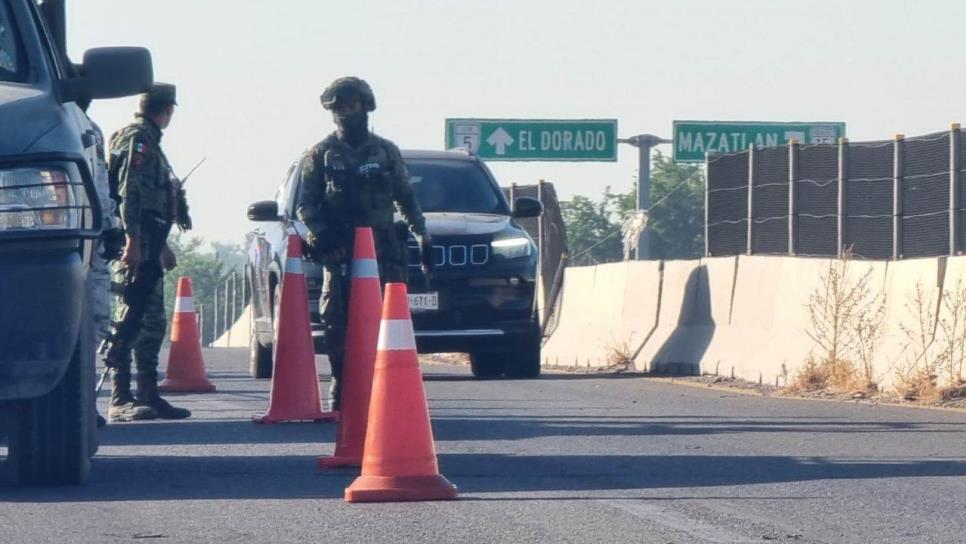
140, 82, 177, 110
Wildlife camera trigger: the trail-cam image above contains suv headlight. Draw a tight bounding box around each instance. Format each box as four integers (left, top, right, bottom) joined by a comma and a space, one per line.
0, 167, 88, 231
491, 237, 532, 259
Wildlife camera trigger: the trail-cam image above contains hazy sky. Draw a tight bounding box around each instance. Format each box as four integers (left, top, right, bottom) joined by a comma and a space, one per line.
67, 0, 966, 246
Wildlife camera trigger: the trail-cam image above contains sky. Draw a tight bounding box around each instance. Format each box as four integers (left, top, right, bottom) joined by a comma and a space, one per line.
67, 0, 966, 247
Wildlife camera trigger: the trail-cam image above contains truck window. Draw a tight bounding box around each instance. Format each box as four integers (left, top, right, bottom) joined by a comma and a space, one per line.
0, 0, 26, 83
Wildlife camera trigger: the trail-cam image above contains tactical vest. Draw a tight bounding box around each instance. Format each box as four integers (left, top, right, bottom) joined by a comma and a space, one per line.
320, 136, 398, 230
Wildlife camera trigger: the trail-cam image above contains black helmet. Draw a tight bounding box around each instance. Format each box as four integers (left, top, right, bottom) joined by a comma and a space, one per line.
320, 77, 375, 112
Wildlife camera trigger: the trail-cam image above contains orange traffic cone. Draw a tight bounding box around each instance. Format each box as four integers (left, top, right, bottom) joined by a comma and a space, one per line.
345, 283, 458, 502
318, 227, 383, 469
253, 233, 334, 424
160, 277, 215, 393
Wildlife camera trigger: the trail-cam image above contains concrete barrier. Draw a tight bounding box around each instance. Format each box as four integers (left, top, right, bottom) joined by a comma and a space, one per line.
212, 305, 253, 348
618, 260, 662, 362
877, 257, 943, 388
542, 254, 954, 392
634, 259, 708, 373
541, 265, 600, 367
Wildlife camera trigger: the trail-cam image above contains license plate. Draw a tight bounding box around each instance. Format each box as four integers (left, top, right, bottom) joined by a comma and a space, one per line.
408, 292, 439, 312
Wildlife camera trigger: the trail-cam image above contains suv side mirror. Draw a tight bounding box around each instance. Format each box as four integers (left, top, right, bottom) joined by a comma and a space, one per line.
513, 196, 543, 218
247, 201, 280, 222
60, 47, 153, 102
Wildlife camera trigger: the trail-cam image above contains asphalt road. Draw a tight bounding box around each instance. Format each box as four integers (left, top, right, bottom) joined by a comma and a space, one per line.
2, 348, 965, 544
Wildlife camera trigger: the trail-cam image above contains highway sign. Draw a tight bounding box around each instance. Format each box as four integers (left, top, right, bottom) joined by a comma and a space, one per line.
445, 119, 618, 161
673, 121, 846, 162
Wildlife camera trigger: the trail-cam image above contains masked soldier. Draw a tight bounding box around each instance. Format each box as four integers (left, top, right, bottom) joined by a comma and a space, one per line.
296, 76, 432, 410
103, 83, 192, 422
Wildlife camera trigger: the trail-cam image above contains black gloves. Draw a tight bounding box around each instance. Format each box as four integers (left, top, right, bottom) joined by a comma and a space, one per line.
419, 233, 434, 277
305, 228, 345, 262
175, 186, 192, 232
100, 228, 126, 261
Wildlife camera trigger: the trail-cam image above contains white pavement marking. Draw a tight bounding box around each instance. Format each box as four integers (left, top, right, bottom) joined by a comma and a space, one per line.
600, 499, 762, 543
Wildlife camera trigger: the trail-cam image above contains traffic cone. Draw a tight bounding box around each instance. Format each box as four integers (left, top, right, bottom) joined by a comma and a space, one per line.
345, 283, 458, 502
253, 233, 334, 424
160, 277, 215, 393
318, 227, 383, 469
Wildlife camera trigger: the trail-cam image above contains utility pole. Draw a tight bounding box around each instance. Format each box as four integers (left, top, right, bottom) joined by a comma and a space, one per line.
617, 134, 671, 260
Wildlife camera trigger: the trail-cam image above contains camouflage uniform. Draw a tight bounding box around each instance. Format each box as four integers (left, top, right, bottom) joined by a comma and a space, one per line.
296, 78, 427, 409
105, 83, 190, 421
86, 120, 116, 348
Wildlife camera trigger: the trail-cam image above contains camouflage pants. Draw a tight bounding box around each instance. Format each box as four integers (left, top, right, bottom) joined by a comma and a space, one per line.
320, 227, 408, 407
110, 261, 167, 379
88, 242, 113, 347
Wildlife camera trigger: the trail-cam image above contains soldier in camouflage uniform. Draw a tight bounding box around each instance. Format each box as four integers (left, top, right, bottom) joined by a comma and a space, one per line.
105, 83, 191, 422
77, 98, 125, 428
296, 77, 432, 410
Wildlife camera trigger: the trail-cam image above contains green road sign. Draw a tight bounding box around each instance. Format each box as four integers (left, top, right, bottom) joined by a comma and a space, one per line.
673, 121, 847, 162
445, 119, 617, 161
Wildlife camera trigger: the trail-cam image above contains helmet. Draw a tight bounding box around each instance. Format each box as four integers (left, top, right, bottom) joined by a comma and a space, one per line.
320, 77, 376, 112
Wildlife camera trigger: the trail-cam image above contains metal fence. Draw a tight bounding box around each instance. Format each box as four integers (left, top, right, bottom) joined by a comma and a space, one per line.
705, 125, 964, 259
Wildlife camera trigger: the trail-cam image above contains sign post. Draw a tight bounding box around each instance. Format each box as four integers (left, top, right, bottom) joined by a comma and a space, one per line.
673, 121, 846, 162
445, 119, 618, 162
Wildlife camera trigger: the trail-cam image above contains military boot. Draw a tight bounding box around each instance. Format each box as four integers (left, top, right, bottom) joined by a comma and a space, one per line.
136, 372, 191, 420
108, 369, 158, 422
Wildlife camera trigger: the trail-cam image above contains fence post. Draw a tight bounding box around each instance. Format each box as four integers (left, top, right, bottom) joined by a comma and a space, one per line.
231, 272, 238, 326
837, 138, 849, 257
746, 145, 755, 255
212, 288, 218, 344
197, 304, 204, 346
509, 182, 517, 212
950, 123, 961, 256
788, 139, 799, 256
223, 278, 229, 343
893, 134, 905, 260
704, 152, 710, 257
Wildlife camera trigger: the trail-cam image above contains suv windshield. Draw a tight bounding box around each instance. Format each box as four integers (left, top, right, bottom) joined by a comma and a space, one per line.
0, 0, 26, 83
407, 159, 509, 215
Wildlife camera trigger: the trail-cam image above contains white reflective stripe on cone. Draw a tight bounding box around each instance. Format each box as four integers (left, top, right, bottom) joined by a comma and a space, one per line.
174, 297, 195, 313
352, 258, 379, 279
286, 257, 303, 275
377, 319, 417, 351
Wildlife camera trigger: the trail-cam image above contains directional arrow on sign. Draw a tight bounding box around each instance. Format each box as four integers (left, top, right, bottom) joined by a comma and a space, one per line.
486, 127, 514, 155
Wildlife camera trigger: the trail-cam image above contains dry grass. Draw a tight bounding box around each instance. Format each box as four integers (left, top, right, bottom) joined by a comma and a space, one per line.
895, 279, 966, 401
791, 249, 885, 394
604, 338, 635, 372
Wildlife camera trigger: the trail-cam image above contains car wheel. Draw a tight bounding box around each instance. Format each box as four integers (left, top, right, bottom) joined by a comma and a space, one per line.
249, 327, 273, 379
4, 308, 94, 485
469, 352, 505, 379
249, 282, 278, 379
504, 335, 542, 379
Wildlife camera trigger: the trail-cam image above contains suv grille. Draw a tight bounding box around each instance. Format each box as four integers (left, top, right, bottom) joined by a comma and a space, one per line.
408, 243, 489, 267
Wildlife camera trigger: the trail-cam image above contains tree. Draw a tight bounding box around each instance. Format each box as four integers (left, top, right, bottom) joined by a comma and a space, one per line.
163, 234, 245, 346
646, 152, 705, 259
560, 188, 625, 265
559, 151, 705, 263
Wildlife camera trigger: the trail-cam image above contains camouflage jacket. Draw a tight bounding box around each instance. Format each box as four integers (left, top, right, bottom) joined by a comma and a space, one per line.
296, 132, 426, 243
108, 117, 174, 237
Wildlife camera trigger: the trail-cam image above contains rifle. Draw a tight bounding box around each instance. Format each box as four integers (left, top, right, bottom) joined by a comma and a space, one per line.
97, 212, 172, 384
170, 157, 204, 233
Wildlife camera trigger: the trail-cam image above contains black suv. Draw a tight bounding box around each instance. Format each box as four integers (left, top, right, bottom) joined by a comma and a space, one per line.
0, 0, 152, 485
246, 149, 543, 379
